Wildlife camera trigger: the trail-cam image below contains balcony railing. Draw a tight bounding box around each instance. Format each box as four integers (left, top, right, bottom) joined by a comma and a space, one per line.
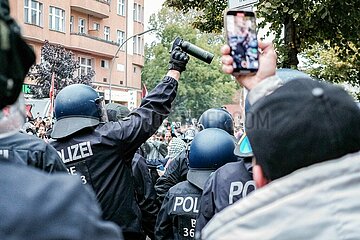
70, 0, 110, 19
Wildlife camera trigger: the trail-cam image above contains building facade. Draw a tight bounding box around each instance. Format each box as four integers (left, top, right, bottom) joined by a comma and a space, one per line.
10, 0, 146, 109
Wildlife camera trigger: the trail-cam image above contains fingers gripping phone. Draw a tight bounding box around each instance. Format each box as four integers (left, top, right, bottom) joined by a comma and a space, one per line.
225, 10, 259, 74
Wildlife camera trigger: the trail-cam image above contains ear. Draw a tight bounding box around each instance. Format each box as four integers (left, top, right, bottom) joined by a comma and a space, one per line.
253, 164, 269, 188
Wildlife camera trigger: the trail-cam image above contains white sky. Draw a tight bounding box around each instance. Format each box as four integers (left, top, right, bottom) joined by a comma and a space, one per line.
144, 0, 165, 44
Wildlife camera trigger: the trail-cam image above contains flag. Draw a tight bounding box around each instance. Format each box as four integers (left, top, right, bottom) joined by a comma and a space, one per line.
141, 82, 148, 98
49, 71, 55, 118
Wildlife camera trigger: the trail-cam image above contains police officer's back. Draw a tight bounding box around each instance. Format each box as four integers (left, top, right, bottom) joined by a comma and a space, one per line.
195, 134, 256, 237
154, 108, 235, 205
50, 49, 189, 239
155, 128, 238, 239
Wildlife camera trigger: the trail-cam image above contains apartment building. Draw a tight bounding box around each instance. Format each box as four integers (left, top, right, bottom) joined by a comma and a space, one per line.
10, 0, 146, 109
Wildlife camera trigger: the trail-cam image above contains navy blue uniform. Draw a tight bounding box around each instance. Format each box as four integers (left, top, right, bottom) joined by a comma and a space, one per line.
155, 150, 188, 205
0, 158, 122, 239
132, 153, 159, 240
0, 132, 66, 173
155, 181, 202, 240
51, 76, 178, 239
195, 160, 255, 237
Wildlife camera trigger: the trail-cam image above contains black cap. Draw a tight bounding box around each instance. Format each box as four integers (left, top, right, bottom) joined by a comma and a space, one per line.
246, 78, 360, 180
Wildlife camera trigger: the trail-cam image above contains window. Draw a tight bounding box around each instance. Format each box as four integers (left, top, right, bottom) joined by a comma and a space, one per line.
116, 30, 125, 47
78, 18, 86, 34
49, 6, 65, 32
104, 26, 110, 41
78, 57, 93, 76
70, 16, 74, 32
133, 35, 143, 55
117, 0, 125, 16
93, 22, 100, 31
103, 78, 107, 83
24, 0, 43, 26
101, 60, 109, 68
133, 3, 142, 22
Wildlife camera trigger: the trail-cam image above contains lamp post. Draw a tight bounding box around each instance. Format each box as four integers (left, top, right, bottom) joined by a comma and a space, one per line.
108, 28, 155, 103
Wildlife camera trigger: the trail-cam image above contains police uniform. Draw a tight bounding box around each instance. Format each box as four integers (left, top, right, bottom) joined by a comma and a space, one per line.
155, 150, 188, 205
51, 76, 178, 239
0, 132, 66, 173
0, 158, 123, 239
195, 160, 255, 237
132, 153, 159, 240
155, 180, 202, 240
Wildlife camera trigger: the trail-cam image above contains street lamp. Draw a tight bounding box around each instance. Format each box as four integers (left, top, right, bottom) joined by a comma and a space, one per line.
108, 28, 155, 102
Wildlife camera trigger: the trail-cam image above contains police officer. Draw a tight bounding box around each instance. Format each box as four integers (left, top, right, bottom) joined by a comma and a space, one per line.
155, 128, 238, 239
154, 108, 235, 205
195, 133, 256, 238
0, 2, 122, 238
106, 103, 159, 240
50, 47, 189, 240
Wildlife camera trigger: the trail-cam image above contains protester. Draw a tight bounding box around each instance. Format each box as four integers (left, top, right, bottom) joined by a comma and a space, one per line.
155, 128, 238, 239
0, 1, 123, 238
50, 46, 189, 239
201, 42, 360, 239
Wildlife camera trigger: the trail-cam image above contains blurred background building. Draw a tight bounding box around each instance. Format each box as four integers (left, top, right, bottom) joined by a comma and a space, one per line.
10, 0, 145, 109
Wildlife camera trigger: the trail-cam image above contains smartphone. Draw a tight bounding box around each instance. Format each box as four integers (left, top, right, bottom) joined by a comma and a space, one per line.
225, 10, 259, 74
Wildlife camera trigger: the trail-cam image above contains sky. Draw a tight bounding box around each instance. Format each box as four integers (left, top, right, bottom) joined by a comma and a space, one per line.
144, 0, 165, 44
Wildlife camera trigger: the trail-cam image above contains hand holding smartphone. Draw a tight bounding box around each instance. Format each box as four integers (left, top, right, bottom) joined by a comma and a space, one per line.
225, 10, 259, 74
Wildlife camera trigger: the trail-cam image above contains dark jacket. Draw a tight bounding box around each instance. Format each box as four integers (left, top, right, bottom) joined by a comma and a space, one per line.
132, 153, 159, 240
0, 159, 123, 239
195, 160, 255, 237
0, 132, 66, 173
155, 181, 202, 240
155, 150, 188, 205
51, 76, 178, 239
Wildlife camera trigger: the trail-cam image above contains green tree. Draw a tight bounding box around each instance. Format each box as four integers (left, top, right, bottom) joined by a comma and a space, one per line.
27, 41, 95, 98
165, 0, 360, 69
302, 42, 360, 100
143, 8, 237, 122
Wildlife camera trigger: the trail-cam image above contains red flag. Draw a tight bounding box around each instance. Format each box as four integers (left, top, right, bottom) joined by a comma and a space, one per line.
49, 71, 55, 118
141, 82, 148, 98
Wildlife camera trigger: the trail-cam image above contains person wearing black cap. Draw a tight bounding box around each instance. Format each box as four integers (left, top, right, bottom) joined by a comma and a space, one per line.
155, 128, 237, 239
201, 41, 360, 239
50, 45, 189, 239
0, 1, 122, 238
194, 133, 255, 239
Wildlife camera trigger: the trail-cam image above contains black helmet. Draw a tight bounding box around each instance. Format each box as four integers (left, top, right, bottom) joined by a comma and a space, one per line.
187, 128, 237, 189
51, 84, 107, 139
198, 108, 234, 135
0, 0, 35, 110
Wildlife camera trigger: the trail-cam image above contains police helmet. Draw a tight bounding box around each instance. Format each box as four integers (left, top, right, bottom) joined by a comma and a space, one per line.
51, 84, 107, 139
187, 128, 237, 189
198, 108, 234, 135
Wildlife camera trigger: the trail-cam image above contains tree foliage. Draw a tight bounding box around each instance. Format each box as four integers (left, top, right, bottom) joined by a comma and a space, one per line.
302, 42, 360, 100
165, 0, 360, 69
143, 8, 237, 122
27, 41, 94, 98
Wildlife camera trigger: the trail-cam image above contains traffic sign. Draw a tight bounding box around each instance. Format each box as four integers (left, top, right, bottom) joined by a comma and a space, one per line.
228, 0, 258, 10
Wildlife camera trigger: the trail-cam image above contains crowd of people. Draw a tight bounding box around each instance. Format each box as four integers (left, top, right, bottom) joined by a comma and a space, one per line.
1, 0, 360, 239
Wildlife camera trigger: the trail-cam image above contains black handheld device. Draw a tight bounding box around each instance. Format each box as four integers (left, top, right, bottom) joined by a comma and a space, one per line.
170, 37, 214, 64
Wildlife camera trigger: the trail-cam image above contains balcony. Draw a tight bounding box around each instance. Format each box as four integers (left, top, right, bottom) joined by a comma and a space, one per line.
69, 33, 118, 57
71, 0, 110, 19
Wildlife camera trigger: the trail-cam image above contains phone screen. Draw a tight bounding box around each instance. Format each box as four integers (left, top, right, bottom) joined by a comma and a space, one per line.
226, 11, 259, 73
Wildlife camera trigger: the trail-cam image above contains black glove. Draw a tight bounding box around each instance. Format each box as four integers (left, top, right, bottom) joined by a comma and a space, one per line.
168, 47, 189, 73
